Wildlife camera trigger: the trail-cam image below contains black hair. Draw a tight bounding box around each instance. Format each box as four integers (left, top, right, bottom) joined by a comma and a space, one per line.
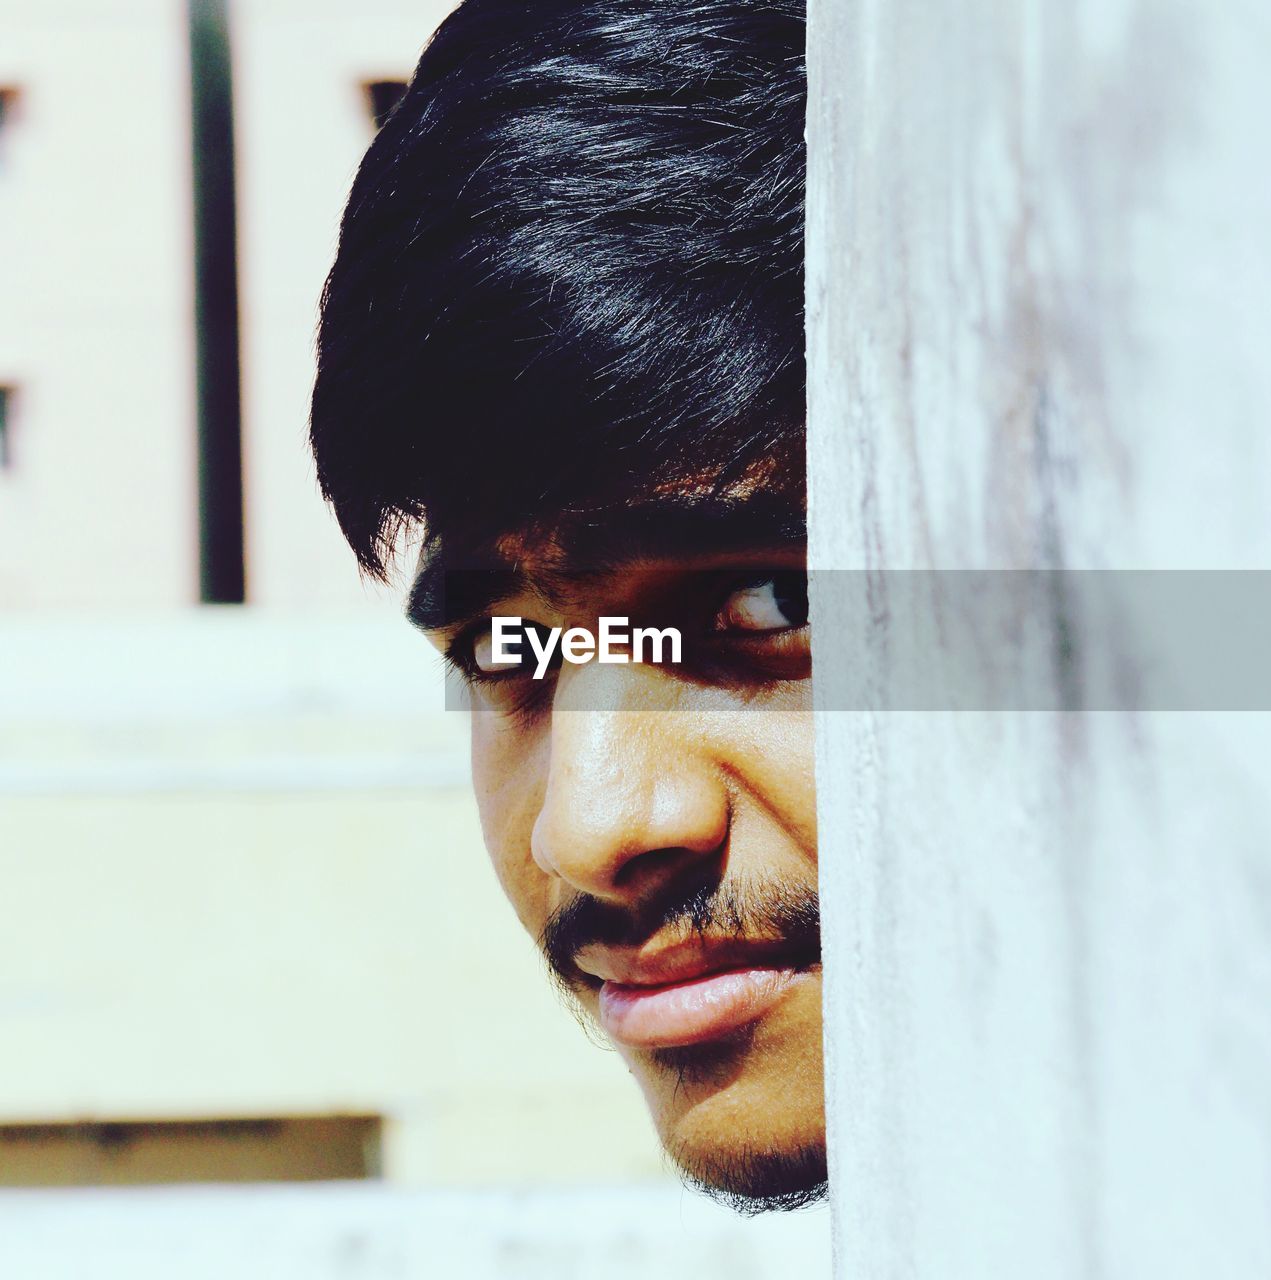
310, 0, 805, 579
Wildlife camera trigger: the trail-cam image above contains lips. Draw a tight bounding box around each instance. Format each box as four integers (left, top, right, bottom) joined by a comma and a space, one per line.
576, 939, 819, 1050
598, 965, 812, 1048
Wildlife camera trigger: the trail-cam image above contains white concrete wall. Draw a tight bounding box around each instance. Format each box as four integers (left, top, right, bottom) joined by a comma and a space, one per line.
0, 0, 197, 606
808, 0, 1271, 1275
0, 1184, 830, 1278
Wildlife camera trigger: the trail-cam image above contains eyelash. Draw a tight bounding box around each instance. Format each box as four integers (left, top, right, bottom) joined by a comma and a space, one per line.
443, 628, 517, 685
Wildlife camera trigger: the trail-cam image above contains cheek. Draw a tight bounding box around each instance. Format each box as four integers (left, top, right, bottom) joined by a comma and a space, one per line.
470, 714, 555, 934
724, 708, 817, 860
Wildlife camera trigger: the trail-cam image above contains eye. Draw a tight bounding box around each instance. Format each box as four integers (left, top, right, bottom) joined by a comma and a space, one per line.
712, 571, 809, 634
449, 617, 557, 681
457, 621, 517, 677
470, 626, 503, 674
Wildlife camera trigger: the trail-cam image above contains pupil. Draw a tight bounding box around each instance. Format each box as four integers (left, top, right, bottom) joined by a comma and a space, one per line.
771, 571, 809, 628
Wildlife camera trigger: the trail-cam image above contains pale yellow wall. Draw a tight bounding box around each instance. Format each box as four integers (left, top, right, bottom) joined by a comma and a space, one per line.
0, 615, 667, 1187
0, 790, 663, 1184
0, 0, 197, 606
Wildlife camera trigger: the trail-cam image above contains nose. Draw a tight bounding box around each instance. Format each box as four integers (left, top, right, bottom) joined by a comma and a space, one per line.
529, 668, 730, 905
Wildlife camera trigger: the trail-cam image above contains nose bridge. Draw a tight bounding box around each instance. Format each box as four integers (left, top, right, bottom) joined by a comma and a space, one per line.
529, 663, 729, 901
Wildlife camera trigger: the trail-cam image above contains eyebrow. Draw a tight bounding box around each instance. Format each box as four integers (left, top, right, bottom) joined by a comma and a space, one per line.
407, 563, 525, 635
405, 492, 806, 633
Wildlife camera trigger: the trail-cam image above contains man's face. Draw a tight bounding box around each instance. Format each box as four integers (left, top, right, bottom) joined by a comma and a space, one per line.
416, 480, 823, 1209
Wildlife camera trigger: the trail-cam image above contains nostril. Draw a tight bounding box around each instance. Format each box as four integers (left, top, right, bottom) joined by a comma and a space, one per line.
611, 841, 726, 896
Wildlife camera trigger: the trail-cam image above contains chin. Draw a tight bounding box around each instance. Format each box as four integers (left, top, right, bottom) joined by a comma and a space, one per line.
671, 1131, 829, 1215
633, 993, 828, 1214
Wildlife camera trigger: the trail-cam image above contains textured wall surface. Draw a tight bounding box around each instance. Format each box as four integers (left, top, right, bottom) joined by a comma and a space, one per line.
807, 0, 1271, 1275
0, 1184, 831, 1278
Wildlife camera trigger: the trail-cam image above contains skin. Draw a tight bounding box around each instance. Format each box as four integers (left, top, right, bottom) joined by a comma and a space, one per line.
420, 511, 823, 1207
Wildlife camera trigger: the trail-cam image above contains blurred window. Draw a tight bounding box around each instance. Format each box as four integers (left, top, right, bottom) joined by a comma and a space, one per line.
364, 80, 408, 131
0, 87, 17, 154
0, 387, 13, 470
0, 1116, 382, 1187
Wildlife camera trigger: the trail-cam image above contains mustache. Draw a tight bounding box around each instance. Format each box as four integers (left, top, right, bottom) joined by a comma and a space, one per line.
540, 877, 821, 990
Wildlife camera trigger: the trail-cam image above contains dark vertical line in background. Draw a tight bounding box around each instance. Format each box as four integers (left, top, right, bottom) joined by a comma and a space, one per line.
0, 387, 12, 470
188, 0, 246, 603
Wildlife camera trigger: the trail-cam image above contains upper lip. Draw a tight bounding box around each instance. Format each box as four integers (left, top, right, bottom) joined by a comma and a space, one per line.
573, 935, 818, 988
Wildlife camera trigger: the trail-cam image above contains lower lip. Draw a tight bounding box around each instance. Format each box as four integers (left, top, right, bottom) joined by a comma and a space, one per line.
597, 966, 809, 1049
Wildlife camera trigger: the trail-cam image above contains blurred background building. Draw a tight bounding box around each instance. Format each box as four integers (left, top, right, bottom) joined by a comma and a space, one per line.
0, 1, 829, 1273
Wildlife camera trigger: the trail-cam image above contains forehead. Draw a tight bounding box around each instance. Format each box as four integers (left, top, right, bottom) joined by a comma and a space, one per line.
406, 471, 806, 633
